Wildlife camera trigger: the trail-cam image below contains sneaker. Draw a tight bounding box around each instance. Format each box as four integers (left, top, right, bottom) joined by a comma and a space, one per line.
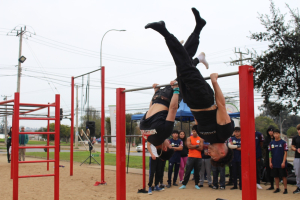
273, 188, 280, 193
208, 185, 213, 188
195, 185, 201, 190
220, 187, 225, 190
159, 185, 165, 190
166, 184, 171, 188
148, 187, 152, 195
293, 187, 300, 194
154, 185, 163, 192
197, 52, 209, 69
212, 186, 218, 189
257, 184, 263, 190
267, 186, 274, 190
179, 180, 183, 184
199, 185, 204, 187
283, 189, 288, 194
179, 185, 186, 189
173, 183, 178, 186
230, 186, 238, 190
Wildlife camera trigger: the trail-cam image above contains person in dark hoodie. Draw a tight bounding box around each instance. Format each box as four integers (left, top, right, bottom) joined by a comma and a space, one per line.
7, 127, 12, 163
263, 125, 275, 190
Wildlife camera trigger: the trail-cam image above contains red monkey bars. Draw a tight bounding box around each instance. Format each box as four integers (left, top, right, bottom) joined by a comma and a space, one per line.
116, 66, 256, 200
12, 92, 60, 200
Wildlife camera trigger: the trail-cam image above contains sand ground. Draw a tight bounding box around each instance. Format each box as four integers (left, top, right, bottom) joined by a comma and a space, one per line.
0, 154, 298, 200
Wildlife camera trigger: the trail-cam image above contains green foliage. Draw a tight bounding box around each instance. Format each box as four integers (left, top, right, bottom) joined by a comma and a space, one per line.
250, 1, 300, 115
255, 116, 278, 136
287, 127, 298, 137
39, 123, 71, 142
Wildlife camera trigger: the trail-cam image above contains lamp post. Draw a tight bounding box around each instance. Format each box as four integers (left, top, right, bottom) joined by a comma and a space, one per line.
280, 119, 286, 138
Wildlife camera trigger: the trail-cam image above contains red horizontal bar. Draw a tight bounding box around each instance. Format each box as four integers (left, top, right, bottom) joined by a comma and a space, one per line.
19, 117, 56, 120
0, 99, 14, 106
19, 146, 55, 149
19, 174, 55, 178
19, 132, 55, 135
19, 160, 55, 164
19, 103, 55, 107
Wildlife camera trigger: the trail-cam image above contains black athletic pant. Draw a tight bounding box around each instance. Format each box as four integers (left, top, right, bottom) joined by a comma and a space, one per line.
228, 162, 233, 183
266, 165, 274, 187
182, 157, 202, 186
232, 161, 242, 188
167, 161, 180, 185
165, 33, 214, 109
148, 157, 162, 187
256, 158, 262, 184
159, 159, 166, 185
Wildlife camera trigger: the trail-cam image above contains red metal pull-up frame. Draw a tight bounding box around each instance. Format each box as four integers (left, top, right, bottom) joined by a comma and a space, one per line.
12, 92, 60, 200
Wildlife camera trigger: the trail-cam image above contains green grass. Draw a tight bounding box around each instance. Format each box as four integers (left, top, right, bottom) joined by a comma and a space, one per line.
0, 139, 73, 146
26, 151, 149, 169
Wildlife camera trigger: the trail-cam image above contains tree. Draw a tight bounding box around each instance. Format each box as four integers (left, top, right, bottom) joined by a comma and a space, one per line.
39, 123, 70, 142
250, 1, 300, 115
255, 116, 278, 137
287, 126, 298, 137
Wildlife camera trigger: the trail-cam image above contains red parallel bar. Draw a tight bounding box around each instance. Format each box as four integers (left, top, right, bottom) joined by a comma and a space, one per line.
19, 103, 55, 107
19, 117, 56, 120
19, 102, 55, 115
47, 103, 50, 171
19, 174, 55, 178
101, 67, 105, 183
116, 88, 126, 200
239, 65, 256, 200
19, 146, 55, 149
142, 137, 146, 190
13, 92, 20, 200
54, 94, 60, 200
0, 99, 14, 105
19, 160, 55, 164
70, 77, 74, 176
19, 132, 55, 134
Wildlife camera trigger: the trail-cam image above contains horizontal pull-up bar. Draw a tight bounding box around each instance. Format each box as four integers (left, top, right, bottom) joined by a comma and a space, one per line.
103, 135, 142, 138
123, 71, 239, 93
74, 68, 101, 79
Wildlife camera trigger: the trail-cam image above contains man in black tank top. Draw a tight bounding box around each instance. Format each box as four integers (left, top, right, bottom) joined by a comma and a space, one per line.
145, 7, 233, 167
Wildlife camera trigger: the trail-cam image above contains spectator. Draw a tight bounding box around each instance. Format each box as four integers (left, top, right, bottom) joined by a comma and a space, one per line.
179, 130, 188, 184
211, 161, 226, 190
7, 127, 12, 163
291, 124, 300, 194
147, 141, 163, 195
166, 130, 183, 188
255, 131, 264, 189
199, 140, 212, 187
229, 127, 241, 190
19, 127, 28, 161
268, 129, 288, 194
263, 125, 275, 190
179, 126, 203, 190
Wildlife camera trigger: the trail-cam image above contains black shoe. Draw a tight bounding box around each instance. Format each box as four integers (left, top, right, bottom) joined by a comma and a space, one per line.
199, 185, 203, 187
273, 188, 280, 193
267, 186, 274, 190
293, 187, 300, 194
173, 183, 178, 186
220, 187, 225, 190
166, 184, 171, 188
8, 160, 10, 163
212, 185, 218, 189
208, 185, 213, 188
230, 186, 238, 190
283, 189, 288, 194
226, 182, 233, 186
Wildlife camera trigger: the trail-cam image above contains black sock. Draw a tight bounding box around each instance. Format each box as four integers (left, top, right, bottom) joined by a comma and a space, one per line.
191, 8, 206, 35
145, 21, 171, 38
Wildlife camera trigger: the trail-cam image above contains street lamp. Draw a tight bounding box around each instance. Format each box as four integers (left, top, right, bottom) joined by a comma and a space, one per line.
100, 29, 126, 68
280, 119, 286, 138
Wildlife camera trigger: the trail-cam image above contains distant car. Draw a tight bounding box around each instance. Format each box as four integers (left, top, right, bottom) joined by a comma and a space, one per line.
96, 138, 105, 143
136, 142, 147, 152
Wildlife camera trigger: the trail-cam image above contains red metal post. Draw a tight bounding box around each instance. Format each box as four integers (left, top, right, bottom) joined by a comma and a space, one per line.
116, 88, 126, 200
142, 137, 146, 190
71, 77, 74, 176
101, 67, 106, 183
13, 92, 20, 200
54, 94, 60, 200
47, 103, 50, 171
239, 65, 256, 200
11, 110, 14, 179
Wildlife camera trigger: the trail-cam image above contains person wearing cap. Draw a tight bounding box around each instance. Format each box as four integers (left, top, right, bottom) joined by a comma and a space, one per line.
263, 125, 275, 190
228, 127, 241, 190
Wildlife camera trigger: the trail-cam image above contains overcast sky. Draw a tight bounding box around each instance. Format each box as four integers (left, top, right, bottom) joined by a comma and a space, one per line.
1, 0, 299, 128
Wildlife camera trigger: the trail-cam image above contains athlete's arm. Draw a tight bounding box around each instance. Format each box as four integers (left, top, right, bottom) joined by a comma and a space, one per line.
210, 73, 231, 125
187, 137, 199, 149
166, 80, 178, 122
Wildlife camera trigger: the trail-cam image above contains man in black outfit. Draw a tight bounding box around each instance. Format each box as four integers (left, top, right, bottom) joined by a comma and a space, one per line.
263, 125, 275, 190
145, 7, 233, 167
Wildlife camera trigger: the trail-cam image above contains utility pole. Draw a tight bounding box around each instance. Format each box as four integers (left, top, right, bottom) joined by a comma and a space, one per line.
75, 85, 79, 148
7, 26, 35, 93
228, 48, 254, 66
